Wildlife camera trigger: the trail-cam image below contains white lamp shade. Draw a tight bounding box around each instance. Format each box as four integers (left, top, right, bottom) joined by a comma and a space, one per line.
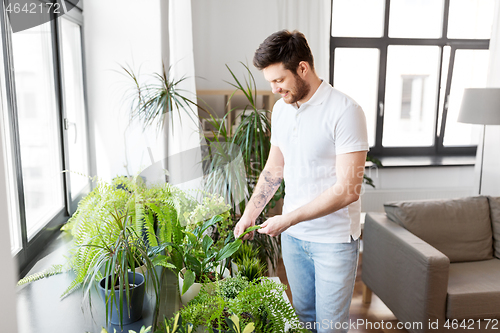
458, 88, 500, 125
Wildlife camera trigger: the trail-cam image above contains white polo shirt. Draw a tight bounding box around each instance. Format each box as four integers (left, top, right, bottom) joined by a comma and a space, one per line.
270, 81, 369, 243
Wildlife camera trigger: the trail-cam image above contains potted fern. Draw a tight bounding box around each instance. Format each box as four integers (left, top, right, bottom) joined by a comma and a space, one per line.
177, 275, 306, 333
17, 176, 185, 329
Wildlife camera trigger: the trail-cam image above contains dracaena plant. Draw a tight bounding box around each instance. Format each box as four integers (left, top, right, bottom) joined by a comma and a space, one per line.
82, 209, 161, 328
122, 64, 199, 133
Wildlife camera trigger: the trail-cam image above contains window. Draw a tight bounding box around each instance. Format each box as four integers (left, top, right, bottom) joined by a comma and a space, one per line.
330, 0, 495, 156
1, 2, 90, 273
0, 20, 21, 255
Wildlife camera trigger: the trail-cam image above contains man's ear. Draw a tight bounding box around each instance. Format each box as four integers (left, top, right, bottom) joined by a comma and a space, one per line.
296, 61, 309, 77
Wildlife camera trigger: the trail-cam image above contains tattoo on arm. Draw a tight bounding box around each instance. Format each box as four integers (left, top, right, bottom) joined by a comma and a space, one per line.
252, 170, 283, 210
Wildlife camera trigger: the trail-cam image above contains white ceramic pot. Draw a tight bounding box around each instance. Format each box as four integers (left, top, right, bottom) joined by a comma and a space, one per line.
178, 268, 203, 305
178, 267, 230, 305
231, 261, 239, 276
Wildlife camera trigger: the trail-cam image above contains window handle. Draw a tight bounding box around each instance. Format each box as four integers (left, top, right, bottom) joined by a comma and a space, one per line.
64, 118, 78, 144
379, 102, 384, 117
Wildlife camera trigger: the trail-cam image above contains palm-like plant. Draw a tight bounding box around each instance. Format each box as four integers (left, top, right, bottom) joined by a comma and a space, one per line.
84, 209, 159, 328
122, 64, 199, 133
200, 63, 283, 273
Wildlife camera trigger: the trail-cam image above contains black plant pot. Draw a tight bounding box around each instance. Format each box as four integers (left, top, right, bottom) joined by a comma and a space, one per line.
98, 271, 146, 325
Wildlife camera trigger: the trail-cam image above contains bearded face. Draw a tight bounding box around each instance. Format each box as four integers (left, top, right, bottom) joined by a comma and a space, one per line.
281, 73, 311, 105
263, 63, 311, 105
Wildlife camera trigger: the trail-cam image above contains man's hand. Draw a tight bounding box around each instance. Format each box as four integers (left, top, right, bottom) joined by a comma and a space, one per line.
257, 214, 292, 237
234, 215, 256, 240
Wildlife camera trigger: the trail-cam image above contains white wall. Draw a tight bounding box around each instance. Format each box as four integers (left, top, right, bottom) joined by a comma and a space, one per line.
361, 166, 475, 212
83, 0, 164, 181
481, 1, 500, 196
192, 0, 331, 91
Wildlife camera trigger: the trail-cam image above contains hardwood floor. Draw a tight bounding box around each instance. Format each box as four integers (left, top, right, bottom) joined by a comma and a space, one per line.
277, 252, 408, 333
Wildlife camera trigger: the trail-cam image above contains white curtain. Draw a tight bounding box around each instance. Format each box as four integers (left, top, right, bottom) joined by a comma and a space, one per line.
477, 0, 500, 195
165, 0, 204, 192
276, 0, 331, 80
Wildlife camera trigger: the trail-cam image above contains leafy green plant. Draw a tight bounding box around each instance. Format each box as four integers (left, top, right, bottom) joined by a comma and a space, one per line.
200, 63, 282, 273
364, 155, 383, 188
122, 64, 199, 133
18, 176, 179, 295
236, 257, 264, 283
223, 314, 256, 333
179, 276, 304, 333
216, 274, 250, 302
158, 313, 195, 333
83, 209, 159, 328
97, 325, 152, 333
228, 278, 302, 332
232, 242, 264, 282
166, 216, 259, 295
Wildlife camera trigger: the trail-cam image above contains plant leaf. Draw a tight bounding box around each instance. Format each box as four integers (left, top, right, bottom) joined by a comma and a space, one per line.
238, 225, 261, 240
181, 269, 195, 295
215, 239, 242, 262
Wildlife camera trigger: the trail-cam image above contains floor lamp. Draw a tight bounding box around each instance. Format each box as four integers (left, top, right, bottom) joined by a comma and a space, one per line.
458, 88, 500, 194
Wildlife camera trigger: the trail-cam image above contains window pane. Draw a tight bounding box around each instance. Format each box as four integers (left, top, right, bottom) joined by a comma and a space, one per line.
448, 0, 495, 39
0, 32, 22, 254
11, 20, 65, 240
436, 46, 451, 138
331, 0, 385, 37
383, 46, 440, 147
443, 50, 489, 146
334, 48, 379, 147
61, 18, 89, 200
389, 0, 444, 38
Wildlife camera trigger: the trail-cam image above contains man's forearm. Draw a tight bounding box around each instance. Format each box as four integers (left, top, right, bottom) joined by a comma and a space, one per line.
287, 182, 359, 226
243, 170, 282, 220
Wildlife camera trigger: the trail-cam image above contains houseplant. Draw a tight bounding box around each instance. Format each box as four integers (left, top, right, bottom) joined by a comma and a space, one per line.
201, 63, 281, 274
18, 176, 178, 295
122, 64, 199, 133
84, 209, 152, 327
178, 275, 306, 333
17, 176, 189, 329
165, 214, 259, 303
231, 242, 264, 282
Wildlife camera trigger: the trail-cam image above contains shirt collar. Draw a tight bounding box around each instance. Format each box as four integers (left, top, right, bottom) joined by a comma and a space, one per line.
295, 80, 329, 110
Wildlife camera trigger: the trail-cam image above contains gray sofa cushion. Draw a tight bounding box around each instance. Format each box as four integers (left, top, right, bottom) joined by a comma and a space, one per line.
447, 259, 500, 320
487, 196, 500, 259
384, 196, 493, 262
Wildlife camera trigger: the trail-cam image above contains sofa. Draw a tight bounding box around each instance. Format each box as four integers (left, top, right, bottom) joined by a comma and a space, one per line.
362, 196, 500, 333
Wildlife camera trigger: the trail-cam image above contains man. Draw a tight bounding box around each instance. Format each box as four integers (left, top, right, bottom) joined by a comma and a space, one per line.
233, 30, 369, 333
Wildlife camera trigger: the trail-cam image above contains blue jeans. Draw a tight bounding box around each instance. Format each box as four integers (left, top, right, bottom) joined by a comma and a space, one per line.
281, 233, 359, 333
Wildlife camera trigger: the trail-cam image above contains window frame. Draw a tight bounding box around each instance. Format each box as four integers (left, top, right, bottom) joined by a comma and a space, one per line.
329, 0, 490, 157
0, 1, 90, 275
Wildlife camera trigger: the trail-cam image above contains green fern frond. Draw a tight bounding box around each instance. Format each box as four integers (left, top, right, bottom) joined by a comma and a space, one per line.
17, 264, 65, 286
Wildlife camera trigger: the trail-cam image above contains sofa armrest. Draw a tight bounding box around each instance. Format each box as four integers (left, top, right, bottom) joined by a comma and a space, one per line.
362, 213, 450, 332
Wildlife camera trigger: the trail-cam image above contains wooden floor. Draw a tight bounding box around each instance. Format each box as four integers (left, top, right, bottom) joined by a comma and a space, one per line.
277, 252, 407, 333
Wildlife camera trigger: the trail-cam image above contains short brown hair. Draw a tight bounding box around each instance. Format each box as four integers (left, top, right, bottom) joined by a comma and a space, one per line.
253, 30, 314, 73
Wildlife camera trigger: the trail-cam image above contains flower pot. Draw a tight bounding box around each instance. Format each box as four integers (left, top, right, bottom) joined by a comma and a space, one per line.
98, 271, 145, 325
178, 268, 203, 305
231, 261, 239, 276
178, 267, 230, 305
